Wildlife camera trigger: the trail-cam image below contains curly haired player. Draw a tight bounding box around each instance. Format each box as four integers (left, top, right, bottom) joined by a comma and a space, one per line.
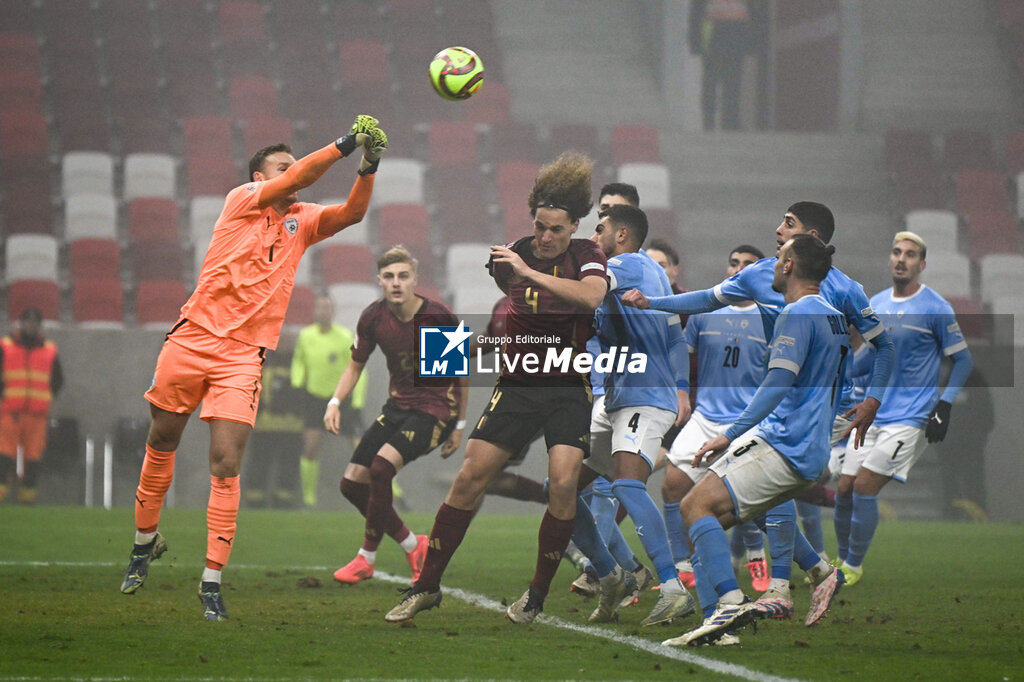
386, 152, 610, 624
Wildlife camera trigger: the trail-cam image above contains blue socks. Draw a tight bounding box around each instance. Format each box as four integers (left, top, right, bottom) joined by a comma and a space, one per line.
796, 499, 825, 555
764, 502, 796, 581
571, 492, 617, 576
591, 478, 637, 570
690, 553, 719, 618
663, 501, 689, 564
688, 515, 739, 599
846, 492, 879, 567
611, 478, 676, 583
834, 494, 853, 563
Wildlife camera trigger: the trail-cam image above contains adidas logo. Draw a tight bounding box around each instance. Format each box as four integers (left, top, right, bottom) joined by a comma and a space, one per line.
429, 538, 442, 551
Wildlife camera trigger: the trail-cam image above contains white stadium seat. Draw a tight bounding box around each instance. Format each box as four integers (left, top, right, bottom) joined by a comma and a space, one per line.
62, 151, 114, 196
617, 162, 671, 209
65, 193, 117, 241
369, 158, 425, 207
123, 153, 177, 200
317, 197, 368, 244
327, 283, 379, 328
905, 209, 958, 252
920, 252, 971, 299
445, 242, 492, 290
979, 254, 1024, 303
5, 234, 59, 283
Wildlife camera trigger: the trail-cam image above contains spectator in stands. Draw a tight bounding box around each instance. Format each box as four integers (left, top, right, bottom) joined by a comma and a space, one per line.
0, 307, 63, 504
291, 292, 366, 508
688, 0, 768, 130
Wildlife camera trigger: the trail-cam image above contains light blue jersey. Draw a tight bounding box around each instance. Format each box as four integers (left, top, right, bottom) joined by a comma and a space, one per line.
684, 305, 766, 423
870, 286, 969, 427
595, 251, 684, 413
755, 295, 851, 479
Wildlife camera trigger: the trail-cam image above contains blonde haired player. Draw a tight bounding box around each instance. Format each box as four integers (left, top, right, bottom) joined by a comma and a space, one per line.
120, 117, 387, 621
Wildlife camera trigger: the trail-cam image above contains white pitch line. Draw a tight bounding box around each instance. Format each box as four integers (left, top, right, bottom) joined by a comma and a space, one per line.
0, 560, 805, 682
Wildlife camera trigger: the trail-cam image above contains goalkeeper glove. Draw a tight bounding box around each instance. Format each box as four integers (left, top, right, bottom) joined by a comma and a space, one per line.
358, 127, 388, 176
925, 400, 951, 443
335, 114, 379, 157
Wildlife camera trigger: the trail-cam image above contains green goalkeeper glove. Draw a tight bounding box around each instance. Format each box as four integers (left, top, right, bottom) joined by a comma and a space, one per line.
335, 114, 379, 157
358, 127, 388, 176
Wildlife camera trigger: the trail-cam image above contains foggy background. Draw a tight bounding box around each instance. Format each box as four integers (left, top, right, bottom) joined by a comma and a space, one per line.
1, 0, 1022, 521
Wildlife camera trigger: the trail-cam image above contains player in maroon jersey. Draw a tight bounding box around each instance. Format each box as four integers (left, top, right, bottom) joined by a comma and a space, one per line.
386, 152, 610, 624
325, 245, 466, 586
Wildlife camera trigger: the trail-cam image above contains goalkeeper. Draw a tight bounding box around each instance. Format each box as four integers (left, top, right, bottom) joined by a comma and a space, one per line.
119, 116, 387, 622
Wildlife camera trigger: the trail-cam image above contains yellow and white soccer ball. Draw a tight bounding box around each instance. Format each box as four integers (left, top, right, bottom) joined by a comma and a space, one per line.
428, 46, 484, 100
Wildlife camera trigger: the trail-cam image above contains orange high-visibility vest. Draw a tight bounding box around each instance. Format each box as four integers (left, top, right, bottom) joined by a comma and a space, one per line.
1, 336, 58, 415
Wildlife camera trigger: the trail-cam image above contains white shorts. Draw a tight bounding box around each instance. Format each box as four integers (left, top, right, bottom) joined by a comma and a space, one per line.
667, 411, 756, 485
585, 395, 676, 478
840, 423, 927, 482
708, 436, 812, 522
827, 415, 854, 476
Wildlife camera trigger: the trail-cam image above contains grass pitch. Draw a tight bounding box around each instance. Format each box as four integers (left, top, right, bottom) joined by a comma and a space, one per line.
1, 505, 1022, 681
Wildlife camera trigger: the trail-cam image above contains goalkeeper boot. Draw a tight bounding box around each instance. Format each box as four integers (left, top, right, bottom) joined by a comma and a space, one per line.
506, 586, 544, 624
570, 564, 599, 598
620, 563, 654, 609
120, 532, 168, 594
385, 585, 442, 622
333, 554, 374, 584
589, 566, 627, 623
198, 581, 229, 621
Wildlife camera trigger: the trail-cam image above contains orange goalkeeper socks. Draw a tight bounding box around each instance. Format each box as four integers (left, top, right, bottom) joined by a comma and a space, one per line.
206, 475, 240, 568
134, 445, 175, 532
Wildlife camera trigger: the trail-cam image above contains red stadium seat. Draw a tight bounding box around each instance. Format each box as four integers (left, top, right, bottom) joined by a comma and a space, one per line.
320, 244, 376, 285
284, 284, 315, 327
1, 155, 53, 234
428, 122, 479, 166
128, 198, 181, 246
884, 129, 936, 177
0, 66, 43, 114
187, 157, 240, 197
893, 167, 947, 214
218, 0, 266, 46
72, 277, 124, 324
1005, 130, 1024, 176
946, 296, 986, 339
943, 130, 996, 174
463, 82, 510, 125
339, 39, 389, 86
489, 122, 542, 164
130, 241, 185, 283
229, 76, 278, 119
240, 115, 294, 152
549, 123, 604, 162
495, 162, 539, 208
7, 280, 60, 322
183, 117, 234, 163
376, 203, 432, 253
0, 109, 47, 158
965, 210, 1020, 259
135, 279, 189, 326
69, 239, 122, 281
612, 125, 661, 164
955, 170, 1009, 216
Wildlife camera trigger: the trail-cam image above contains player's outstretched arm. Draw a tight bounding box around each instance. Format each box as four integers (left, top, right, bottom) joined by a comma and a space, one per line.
623, 287, 726, 316
316, 126, 388, 237
323, 360, 366, 435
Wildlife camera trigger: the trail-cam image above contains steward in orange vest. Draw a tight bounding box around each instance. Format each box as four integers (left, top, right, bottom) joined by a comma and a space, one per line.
0, 307, 63, 503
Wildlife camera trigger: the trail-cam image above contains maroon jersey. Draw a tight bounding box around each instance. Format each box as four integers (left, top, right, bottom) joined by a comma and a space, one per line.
488, 237, 608, 381
351, 296, 461, 422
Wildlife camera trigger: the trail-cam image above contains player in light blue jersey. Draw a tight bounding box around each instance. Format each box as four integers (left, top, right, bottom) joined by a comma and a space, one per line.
580, 204, 697, 626
660, 245, 771, 642
834, 231, 972, 586
663, 234, 850, 647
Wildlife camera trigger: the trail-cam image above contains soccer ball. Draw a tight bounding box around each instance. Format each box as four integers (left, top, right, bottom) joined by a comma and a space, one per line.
429, 46, 484, 100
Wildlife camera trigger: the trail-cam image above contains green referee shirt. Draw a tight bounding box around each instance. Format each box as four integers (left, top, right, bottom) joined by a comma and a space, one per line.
290, 323, 367, 408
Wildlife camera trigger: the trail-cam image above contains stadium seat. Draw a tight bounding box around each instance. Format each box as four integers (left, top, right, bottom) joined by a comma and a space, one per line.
452, 285, 503, 316
893, 166, 947, 213
463, 82, 510, 125
129, 240, 185, 283
339, 39, 389, 87
61, 152, 114, 196
905, 210, 959, 253
990, 295, 1024, 346
65, 193, 118, 241
445, 242, 492, 290
428, 121, 479, 165
320, 244, 376, 285
617, 163, 672, 209
5, 234, 58, 283
979, 254, 1024, 303
183, 117, 234, 163
495, 162, 539, 208
240, 115, 294, 153
611, 125, 660, 164
942, 130, 996, 174
331, 0, 385, 42
327, 283, 379, 328
549, 123, 603, 162
283, 283, 316, 328
1, 155, 52, 235
371, 158, 426, 207
0, 4, 36, 32
920, 252, 971, 299
945, 296, 986, 339
72, 277, 124, 326
1005, 130, 1024, 176
955, 170, 1008, 216
229, 76, 279, 120
965, 210, 1020, 259
884, 129, 936, 177
188, 196, 223, 251
376, 203, 432, 253
489, 122, 542, 164
0, 109, 47, 158
118, 117, 174, 155
68, 238, 121, 281
186, 157, 239, 197
644, 208, 680, 237
123, 154, 177, 200
218, 0, 268, 76
135, 279, 189, 328
6, 280, 60, 322
0, 66, 43, 114
128, 198, 181, 247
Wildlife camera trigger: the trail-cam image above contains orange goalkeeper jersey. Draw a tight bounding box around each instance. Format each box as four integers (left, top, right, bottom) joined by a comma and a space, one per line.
180, 176, 371, 350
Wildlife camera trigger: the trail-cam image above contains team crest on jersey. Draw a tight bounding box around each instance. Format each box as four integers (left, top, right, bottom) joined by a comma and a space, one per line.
284, 217, 299, 234
245, 183, 257, 193
861, 306, 874, 317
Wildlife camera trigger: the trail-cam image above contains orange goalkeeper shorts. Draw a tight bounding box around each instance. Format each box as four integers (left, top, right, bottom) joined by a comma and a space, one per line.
145, 320, 265, 427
